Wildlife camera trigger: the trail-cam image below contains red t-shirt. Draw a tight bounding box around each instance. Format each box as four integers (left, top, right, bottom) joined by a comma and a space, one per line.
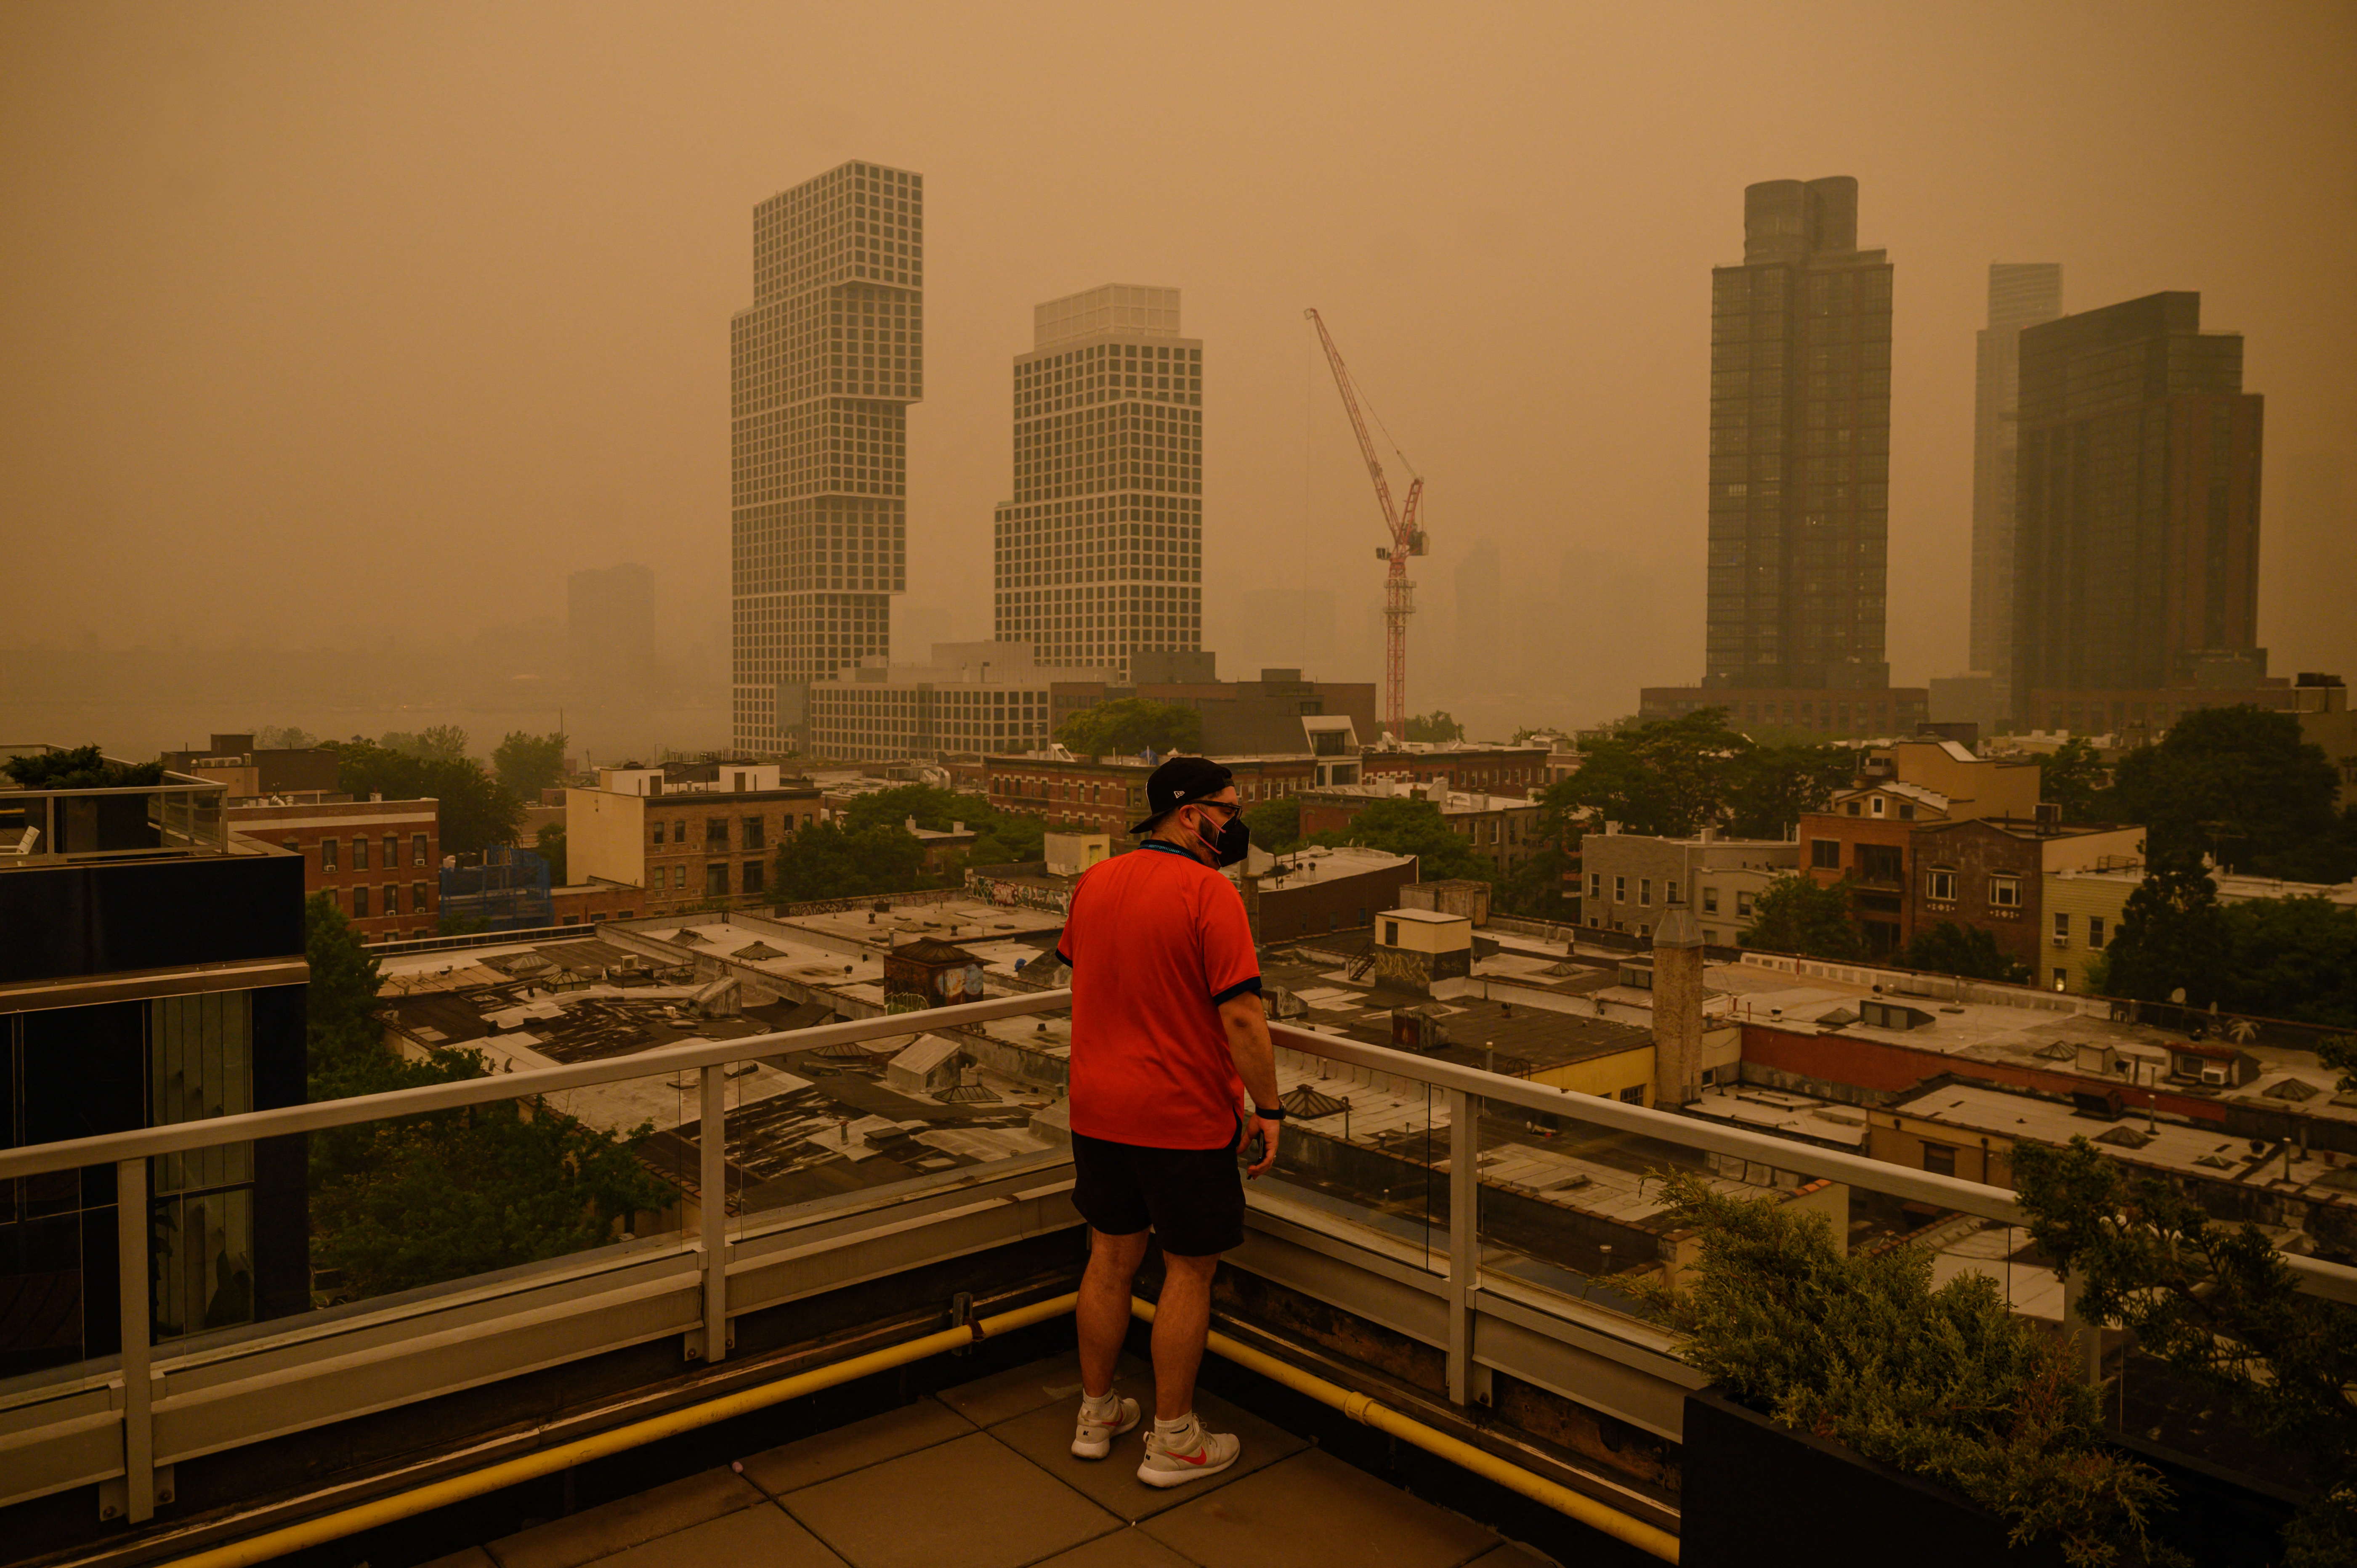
1057, 842, 1262, 1149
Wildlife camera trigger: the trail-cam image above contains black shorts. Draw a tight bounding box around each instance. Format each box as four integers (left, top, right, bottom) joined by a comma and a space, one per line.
1069, 1123, 1245, 1258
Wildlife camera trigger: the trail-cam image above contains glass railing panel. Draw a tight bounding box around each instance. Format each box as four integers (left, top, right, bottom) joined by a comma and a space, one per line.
1263, 1035, 1445, 1273
304, 1060, 692, 1312
729, 1011, 1072, 1228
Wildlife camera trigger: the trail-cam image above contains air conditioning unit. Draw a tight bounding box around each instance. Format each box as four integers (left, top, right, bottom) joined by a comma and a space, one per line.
2200, 1065, 2229, 1087
2051, 935, 2070, 947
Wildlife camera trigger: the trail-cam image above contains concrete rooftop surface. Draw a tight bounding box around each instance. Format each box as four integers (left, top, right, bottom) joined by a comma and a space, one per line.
419, 1352, 1552, 1568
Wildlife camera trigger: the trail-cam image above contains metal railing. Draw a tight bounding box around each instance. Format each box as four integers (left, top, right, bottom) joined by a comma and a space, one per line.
3, 986, 2352, 1533
0, 776, 232, 866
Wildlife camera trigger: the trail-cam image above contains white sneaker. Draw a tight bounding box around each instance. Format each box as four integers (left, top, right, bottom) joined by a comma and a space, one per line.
1135, 1414, 1241, 1487
1071, 1393, 1140, 1459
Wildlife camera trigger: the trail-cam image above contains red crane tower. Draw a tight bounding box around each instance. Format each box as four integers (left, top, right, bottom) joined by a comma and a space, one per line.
1305, 308, 1426, 741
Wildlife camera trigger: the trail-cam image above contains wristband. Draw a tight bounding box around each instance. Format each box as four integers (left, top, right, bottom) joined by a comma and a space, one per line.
1252, 1104, 1286, 1122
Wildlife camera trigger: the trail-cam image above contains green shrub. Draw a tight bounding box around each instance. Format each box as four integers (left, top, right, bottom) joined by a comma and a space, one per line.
1638, 1171, 2178, 1567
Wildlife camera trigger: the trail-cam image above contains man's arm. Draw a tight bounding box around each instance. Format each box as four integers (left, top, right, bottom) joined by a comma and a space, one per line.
1218, 992, 1282, 1177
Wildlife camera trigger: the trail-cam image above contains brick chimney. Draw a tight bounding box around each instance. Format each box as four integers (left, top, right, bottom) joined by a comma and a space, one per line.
1650, 902, 1706, 1107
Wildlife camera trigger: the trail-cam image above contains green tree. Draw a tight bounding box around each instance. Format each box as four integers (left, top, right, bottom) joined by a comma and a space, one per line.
254, 724, 318, 750
534, 823, 567, 885
2036, 738, 2110, 824
2100, 857, 2229, 1008
303, 894, 668, 1299
2015, 1136, 2357, 1565
1551, 707, 1753, 839
1724, 740, 1858, 840
840, 784, 1046, 868
332, 741, 523, 857
769, 817, 928, 901
1307, 797, 1491, 881
1898, 920, 2030, 984
1402, 711, 1464, 743
2213, 895, 2357, 1028
1640, 1170, 2177, 1567
1055, 698, 1202, 758
377, 725, 471, 763
1242, 796, 1301, 854
492, 730, 570, 799
3, 745, 163, 789
1739, 873, 1864, 960
2108, 706, 2346, 879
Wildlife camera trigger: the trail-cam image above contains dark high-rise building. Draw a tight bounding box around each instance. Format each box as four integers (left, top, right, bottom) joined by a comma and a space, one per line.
731, 160, 923, 754
2011, 293, 2264, 721
1704, 177, 1892, 692
1969, 263, 2063, 717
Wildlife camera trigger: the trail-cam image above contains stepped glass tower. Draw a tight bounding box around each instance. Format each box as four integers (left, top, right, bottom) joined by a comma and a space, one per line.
731, 160, 923, 753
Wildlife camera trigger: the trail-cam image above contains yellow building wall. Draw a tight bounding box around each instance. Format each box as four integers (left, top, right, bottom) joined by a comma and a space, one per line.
566, 787, 648, 888
1530, 1045, 1658, 1107
1865, 1110, 2014, 1187
2043, 873, 2136, 994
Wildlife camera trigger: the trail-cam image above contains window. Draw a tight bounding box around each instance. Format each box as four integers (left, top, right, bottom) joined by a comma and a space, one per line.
1921, 1142, 1957, 1177
383, 884, 400, 915
1858, 844, 1903, 884
743, 815, 767, 851
1613, 876, 1626, 902
1811, 839, 1840, 869
1639, 877, 1652, 907
1384, 920, 1399, 945
2052, 912, 2070, 945
1898, 801, 1915, 820
353, 836, 369, 870
352, 885, 369, 918
413, 881, 429, 912
321, 838, 338, 873
1588, 872, 1602, 901
1618, 1085, 1646, 1104
1666, 879, 1680, 906
2053, 968, 2070, 992
706, 863, 731, 897
1925, 868, 1956, 902
1736, 890, 1754, 917
1845, 800, 1861, 817
742, 861, 765, 894
1989, 876, 2021, 909
672, 820, 687, 843
707, 817, 730, 847
2089, 915, 2106, 950
651, 822, 667, 847
384, 835, 399, 869
411, 833, 428, 866
1869, 796, 1885, 817
1703, 886, 1719, 913
672, 865, 688, 889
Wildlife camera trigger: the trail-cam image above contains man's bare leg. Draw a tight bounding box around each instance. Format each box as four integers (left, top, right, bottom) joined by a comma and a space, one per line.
1078, 1227, 1150, 1399
1151, 1251, 1221, 1421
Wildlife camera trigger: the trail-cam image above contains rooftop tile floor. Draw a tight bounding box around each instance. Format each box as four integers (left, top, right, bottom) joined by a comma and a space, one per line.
424, 1353, 1556, 1568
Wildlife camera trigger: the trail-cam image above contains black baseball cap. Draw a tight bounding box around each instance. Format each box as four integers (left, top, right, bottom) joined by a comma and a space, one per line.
1127, 756, 1236, 835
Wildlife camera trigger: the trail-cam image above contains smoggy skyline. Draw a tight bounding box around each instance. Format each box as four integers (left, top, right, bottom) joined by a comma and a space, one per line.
3, 1, 2352, 735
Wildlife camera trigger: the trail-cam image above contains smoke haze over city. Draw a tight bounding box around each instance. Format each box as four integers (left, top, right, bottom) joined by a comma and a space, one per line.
2, 0, 2352, 753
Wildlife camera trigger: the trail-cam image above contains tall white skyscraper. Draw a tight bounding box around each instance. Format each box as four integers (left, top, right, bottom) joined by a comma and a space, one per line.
730, 160, 923, 754
992, 285, 1203, 680
1969, 262, 2063, 716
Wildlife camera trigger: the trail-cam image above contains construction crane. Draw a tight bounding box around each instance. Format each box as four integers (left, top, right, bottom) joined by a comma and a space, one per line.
1304, 308, 1426, 742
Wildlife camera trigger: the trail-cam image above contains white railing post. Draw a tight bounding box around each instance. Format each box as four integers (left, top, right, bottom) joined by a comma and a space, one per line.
697, 1065, 728, 1363
1444, 1087, 1482, 1406
115, 1157, 155, 1523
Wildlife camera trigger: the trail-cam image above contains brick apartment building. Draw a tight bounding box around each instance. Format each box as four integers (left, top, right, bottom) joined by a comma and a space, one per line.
1908, 817, 2144, 976
1578, 828, 1800, 947
1358, 745, 1550, 799
568, 764, 822, 912
1297, 781, 1542, 879
228, 797, 441, 941
161, 732, 341, 801
984, 752, 1318, 836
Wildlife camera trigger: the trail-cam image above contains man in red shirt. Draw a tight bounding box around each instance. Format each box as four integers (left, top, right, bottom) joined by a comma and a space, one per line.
1053, 756, 1284, 1486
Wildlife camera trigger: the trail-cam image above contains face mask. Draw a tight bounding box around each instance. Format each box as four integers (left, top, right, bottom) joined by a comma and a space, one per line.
1185, 806, 1251, 868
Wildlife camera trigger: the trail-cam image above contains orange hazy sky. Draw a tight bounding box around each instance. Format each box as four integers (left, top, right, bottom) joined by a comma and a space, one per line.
3, 0, 2351, 711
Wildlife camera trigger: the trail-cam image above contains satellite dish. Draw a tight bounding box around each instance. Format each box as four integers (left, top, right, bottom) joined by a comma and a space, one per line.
2169, 987, 2187, 1004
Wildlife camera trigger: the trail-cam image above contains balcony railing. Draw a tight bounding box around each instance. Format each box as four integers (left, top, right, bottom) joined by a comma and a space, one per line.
0, 773, 231, 867
2, 987, 2351, 1539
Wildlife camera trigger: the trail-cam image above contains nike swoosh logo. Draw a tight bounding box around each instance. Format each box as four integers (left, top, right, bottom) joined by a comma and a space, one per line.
1177, 1448, 1211, 1465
